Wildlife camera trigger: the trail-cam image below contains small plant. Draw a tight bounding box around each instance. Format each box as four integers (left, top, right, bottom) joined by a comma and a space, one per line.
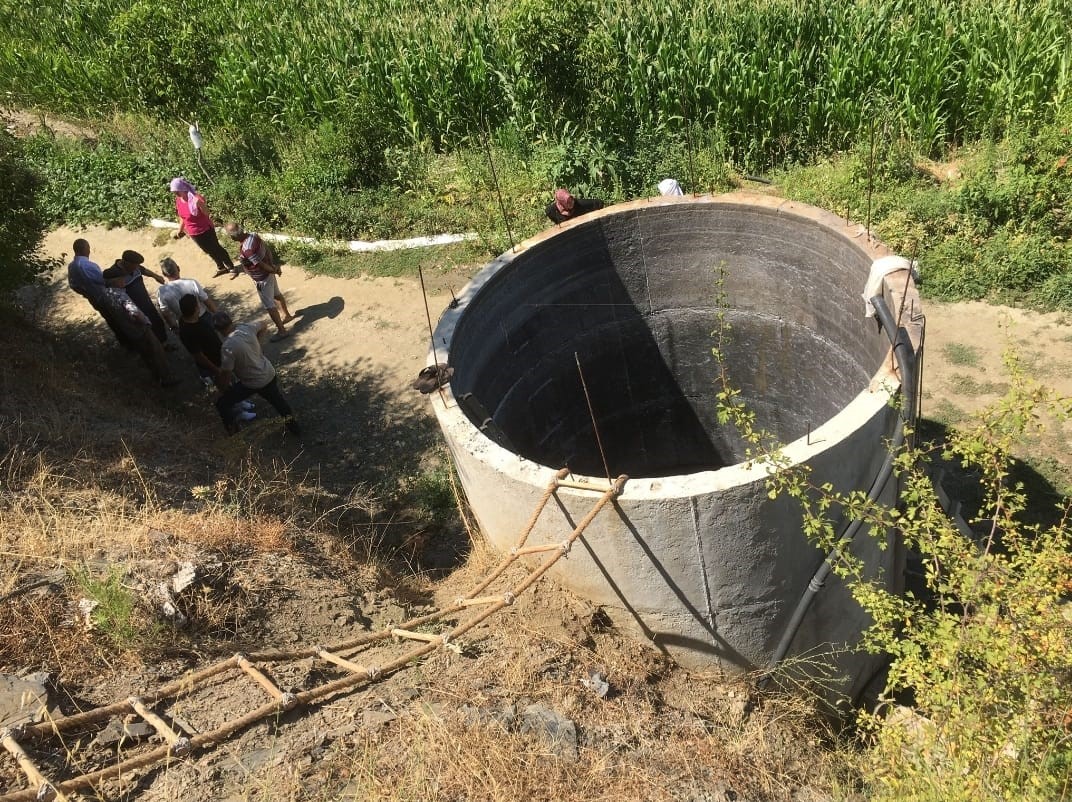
410, 462, 459, 525
72, 567, 157, 651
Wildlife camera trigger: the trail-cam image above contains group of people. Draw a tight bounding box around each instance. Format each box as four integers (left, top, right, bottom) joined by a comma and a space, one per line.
65, 176, 303, 437
544, 178, 685, 225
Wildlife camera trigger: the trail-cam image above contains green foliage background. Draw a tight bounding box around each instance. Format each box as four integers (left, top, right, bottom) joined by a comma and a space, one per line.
2, 0, 1071, 307
0, 131, 55, 295
4, 0, 1070, 158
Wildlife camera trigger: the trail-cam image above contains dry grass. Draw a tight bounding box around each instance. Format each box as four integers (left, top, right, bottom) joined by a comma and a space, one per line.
0, 310, 857, 801
162, 614, 852, 802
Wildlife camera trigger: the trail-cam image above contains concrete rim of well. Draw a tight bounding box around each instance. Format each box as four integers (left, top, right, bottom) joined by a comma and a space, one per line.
429, 192, 920, 501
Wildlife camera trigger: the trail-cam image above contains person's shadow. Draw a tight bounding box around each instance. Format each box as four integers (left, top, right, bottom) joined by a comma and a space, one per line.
291, 296, 344, 332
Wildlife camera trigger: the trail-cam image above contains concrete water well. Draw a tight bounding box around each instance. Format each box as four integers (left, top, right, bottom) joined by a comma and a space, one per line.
428, 193, 922, 701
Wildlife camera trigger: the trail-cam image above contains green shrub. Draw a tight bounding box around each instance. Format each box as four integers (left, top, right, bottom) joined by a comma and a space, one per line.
1037, 271, 1072, 310
20, 131, 184, 227
849, 365, 1072, 801
73, 567, 159, 650
715, 297, 1072, 800
0, 132, 56, 296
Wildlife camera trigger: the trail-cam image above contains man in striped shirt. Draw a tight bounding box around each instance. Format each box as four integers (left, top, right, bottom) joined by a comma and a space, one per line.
224, 222, 295, 342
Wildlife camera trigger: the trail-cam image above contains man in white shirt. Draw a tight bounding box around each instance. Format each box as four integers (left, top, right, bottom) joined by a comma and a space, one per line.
67, 238, 131, 347
212, 310, 300, 436
156, 257, 218, 330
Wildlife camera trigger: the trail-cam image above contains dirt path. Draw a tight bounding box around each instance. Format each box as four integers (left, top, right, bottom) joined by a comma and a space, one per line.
32, 225, 470, 498
30, 226, 1072, 499
39, 225, 455, 400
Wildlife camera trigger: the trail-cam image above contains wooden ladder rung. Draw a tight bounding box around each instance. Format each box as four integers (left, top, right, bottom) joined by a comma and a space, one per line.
235, 655, 296, 709
555, 479, 616, 493
390, 628, 443, 644
128, 698, 190, 755
513, 543, 564, 556
456, 594, 510, 607
315, 647, 377, 678
1, 729, 70, 802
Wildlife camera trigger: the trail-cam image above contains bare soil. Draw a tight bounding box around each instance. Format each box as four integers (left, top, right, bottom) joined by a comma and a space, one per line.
1, 225, 1070, 801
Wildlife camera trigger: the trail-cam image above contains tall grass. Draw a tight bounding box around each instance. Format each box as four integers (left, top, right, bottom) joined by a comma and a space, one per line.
2, 0, 1070, 168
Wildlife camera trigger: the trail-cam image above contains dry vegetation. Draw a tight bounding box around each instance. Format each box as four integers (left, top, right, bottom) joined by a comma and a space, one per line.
0, 308, 850, 801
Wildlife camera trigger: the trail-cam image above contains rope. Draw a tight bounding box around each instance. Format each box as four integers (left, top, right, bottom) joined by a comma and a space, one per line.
0, 471, 628, 801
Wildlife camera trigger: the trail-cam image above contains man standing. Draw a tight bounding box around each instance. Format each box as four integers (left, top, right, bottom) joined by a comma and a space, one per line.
110, 250, 168, 344
157, 257, 217, 332
67, 238, 131, 347
212, 310, 299, 436
178, 294, 256, 422
99, 266, 179, 387
224, 223, 295, 341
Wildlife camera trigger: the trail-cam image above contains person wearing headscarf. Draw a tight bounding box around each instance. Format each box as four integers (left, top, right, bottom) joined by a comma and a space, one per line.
658, 178, 684, 196
169, 177, 236, 277
545, 188, 605, 224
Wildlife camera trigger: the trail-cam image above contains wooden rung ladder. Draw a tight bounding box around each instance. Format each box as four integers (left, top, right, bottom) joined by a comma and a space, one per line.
0, 469, 628, 802
1, 727, 70, 802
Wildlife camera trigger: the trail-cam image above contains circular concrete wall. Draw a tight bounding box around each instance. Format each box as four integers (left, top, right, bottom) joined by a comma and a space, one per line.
430, 193, 922, 701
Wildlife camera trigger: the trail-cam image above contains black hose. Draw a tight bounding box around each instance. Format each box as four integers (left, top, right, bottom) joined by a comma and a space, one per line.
760, 295, 916, 683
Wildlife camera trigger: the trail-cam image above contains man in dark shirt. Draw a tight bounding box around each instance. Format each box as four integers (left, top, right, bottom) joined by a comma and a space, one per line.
99, 266, 179, 387
545, 188, 604, 224
177, 293, 223, 381
178, 294, 255, 421
110, 250, 168, 343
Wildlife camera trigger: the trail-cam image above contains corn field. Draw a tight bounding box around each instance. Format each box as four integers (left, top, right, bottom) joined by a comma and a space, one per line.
1, 0, 1070, 166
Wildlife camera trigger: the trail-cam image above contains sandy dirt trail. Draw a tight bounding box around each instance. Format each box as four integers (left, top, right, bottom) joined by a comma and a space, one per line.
31, 225, 464, 494
38, 225, 453, 394
29, 225, 1072, 495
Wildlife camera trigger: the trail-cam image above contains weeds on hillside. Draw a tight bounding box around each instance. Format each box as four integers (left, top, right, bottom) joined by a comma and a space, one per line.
71, 567, 157, 651
712, 265, 1072, 799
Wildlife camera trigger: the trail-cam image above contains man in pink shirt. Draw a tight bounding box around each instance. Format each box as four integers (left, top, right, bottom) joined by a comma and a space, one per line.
169, 177, 236, 277
224, 222, 295, 341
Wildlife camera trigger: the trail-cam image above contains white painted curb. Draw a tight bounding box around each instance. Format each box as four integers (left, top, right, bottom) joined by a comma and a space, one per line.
149, 219, 479, 253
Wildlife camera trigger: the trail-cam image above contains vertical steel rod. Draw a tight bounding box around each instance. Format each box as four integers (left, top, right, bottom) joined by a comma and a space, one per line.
482, 118, 515, 251
418, 264, 447, 404
574, 352, 612, 485
866, 118, 876, 241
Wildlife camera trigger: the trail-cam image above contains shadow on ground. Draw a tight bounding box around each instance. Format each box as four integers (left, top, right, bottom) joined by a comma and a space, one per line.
4, 284, 469, 575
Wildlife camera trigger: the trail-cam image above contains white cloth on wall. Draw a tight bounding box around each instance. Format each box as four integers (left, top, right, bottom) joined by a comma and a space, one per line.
863, 255, 914, 318
658, 178, 684, 196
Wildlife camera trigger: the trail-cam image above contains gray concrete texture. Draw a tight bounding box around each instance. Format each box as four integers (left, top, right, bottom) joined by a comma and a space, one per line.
430, 193, 923, 701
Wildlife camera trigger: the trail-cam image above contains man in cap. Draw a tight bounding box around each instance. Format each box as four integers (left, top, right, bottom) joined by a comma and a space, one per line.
109, 250, 168, 344
99, 265, 179, 387
212, 310, 299, 436
545, 188, 604, 224
223, 223, 295, 342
